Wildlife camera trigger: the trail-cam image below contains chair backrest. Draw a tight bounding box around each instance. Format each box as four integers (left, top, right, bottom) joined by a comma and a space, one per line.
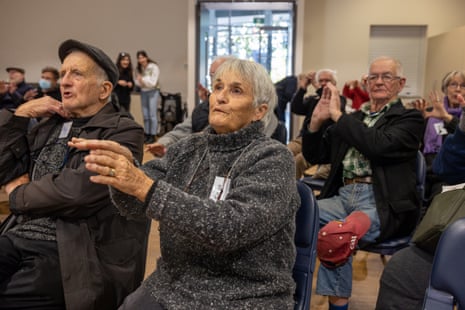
416, 150, 427, 211
293, 180, 319, 310
301, 175, 326, 192
359, 150, 427, 256
422, 217, 465, 310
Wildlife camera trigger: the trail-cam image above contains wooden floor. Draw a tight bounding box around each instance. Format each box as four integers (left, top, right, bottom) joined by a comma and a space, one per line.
0, 150, 386, 310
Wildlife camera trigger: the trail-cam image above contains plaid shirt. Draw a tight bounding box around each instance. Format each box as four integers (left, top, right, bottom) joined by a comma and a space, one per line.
342, 100, 397, 179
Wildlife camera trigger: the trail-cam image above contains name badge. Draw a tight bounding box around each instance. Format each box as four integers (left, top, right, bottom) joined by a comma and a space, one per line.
434, 122, 447, 135
59, 121, 73, 138
209, 176, 231, 201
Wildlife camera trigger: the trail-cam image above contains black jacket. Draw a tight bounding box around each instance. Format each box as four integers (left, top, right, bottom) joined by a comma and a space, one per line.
0, 103, 148, 309
0, 81, 34, 110
114, 70, 134, 110
302, 100, 425, 241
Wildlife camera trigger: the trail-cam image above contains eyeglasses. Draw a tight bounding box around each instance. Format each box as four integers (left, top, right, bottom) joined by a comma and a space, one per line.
367, 73, 401, 83
448, 82, 465, 90
119, 52, 128, 57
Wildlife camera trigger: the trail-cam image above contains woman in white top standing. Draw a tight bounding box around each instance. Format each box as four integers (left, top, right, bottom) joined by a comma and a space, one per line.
135, 50, 160, 144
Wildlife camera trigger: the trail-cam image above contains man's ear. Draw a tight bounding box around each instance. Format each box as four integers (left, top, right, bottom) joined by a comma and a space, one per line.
395, 77, 407, 93
99, 81, 113, 101
253, 103, 269, 121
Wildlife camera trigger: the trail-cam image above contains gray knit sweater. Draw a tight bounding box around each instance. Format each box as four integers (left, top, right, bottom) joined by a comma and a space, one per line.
112, 121, 299, 309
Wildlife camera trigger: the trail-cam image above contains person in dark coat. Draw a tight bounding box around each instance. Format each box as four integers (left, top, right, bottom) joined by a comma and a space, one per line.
113, 52, 134, 113
301, 56, 424, 310
274, 75, 297, 122
23, 66, 62, 102
0, 67, 34, 110
0, 39, 147, 310
376, 93, 465, 310
288, 69, 347, 179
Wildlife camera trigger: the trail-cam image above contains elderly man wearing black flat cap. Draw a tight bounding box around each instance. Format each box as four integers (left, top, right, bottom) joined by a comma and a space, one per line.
0, 39, 147, 310
0, 66, 34, 110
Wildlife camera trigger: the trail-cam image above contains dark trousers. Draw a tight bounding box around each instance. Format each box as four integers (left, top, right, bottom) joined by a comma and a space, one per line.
0, 234, 65, 309
376, 245, 434, 310
118, 285, 165, 310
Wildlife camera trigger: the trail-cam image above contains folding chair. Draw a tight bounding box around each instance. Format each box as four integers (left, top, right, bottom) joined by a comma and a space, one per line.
422, 217, 465, 310
360, 151, 427, 263
293, 180, 319, 310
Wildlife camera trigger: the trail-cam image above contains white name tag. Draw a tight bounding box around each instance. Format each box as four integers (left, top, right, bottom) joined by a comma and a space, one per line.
59, 121, 73, 138
434, 122, 447, 135
209, 176, 231, 201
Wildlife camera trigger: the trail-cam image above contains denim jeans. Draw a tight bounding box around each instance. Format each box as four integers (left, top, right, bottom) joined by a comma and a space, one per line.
140, 89, 159, 135
315, 183, 380, 298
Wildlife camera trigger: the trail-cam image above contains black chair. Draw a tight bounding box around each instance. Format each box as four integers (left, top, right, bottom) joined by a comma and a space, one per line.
293, 180, 319, 310
301, 175, 325, 192
360, 151, 427, 262
422, 217, 465, 310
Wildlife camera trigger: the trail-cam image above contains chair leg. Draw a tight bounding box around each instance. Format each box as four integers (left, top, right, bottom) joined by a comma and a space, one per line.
380, 254, 387, 266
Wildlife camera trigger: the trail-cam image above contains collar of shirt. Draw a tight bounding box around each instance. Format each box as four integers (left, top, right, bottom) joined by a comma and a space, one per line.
361, 100, 397, 127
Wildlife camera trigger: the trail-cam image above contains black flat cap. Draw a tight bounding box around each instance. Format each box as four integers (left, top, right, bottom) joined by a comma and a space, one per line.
58, 39, 118, 86
6, 67, 25, 74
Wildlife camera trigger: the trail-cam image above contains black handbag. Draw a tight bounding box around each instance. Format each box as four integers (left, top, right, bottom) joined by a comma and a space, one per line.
412, 187, 465, 254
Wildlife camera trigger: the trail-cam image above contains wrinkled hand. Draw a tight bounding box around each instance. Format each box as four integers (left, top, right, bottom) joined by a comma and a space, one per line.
14, 96, 69, 119
8, 82, 17, 94
23, 88, 38, 102
5, 174, 30, 195
308, 87, 331, 132
411, 98, 428, 117
118, 80, 128, 87
458, 94, 465, 107
69, 138, 154, 202
197, 83, 210, 102
413, 91, 451, 121
0, 81, 9, 94
145, 142, 166, 157
426, 91, 450, 120
324, 82, 343, 122
308, 83, 342, 132
298, 71, 315, 90
346, 80, 358, 89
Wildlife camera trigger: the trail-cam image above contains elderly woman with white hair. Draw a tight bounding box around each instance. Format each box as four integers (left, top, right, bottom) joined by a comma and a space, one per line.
69, 58, 300, 309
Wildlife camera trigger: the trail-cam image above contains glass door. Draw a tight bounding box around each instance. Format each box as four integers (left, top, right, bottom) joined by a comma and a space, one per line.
196, 1, 296, 97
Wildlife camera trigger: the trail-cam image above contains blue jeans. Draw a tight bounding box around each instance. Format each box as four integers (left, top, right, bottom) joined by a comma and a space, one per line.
315, 183, 380, 298
140, 89, 159, 135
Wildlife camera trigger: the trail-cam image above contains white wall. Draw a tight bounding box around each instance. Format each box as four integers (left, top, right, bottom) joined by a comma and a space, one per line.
300, 0, 465, 92
425, 25, 465, 96
0, 0, 188, 104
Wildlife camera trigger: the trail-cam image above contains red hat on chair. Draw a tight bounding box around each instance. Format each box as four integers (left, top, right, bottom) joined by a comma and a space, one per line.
317, 211, 371, 268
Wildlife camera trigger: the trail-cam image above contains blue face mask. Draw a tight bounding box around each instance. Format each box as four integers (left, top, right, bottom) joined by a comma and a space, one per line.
39, 78, 52, 90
